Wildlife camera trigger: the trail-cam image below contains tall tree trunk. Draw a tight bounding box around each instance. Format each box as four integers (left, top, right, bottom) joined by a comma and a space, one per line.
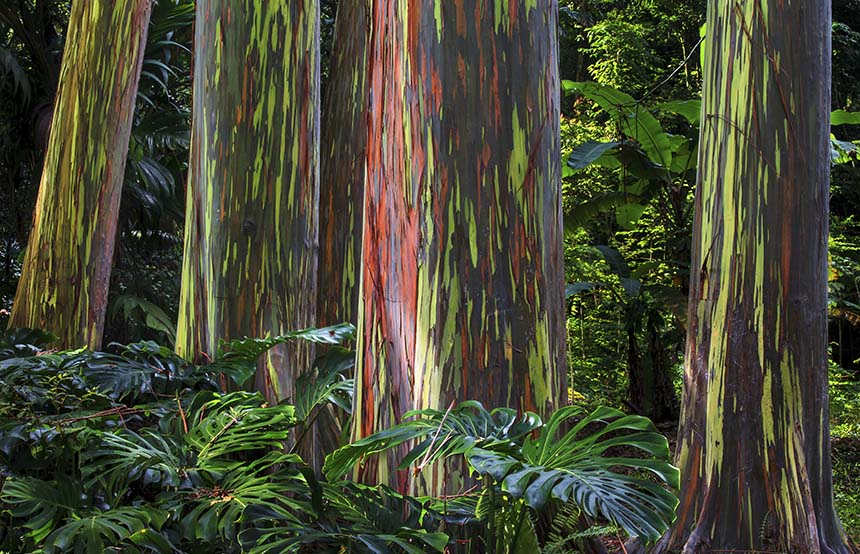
175, 1, 319, 405
353, 0, 566, 494
657, 1, 850, 552
311, 0, 369, 473
9, 0, 152, 349
318, 0, 368, 328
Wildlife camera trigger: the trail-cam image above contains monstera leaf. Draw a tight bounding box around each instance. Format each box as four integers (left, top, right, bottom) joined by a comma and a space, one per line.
466, 406, 679, 543
324, 401, 541, 481
293, 345, 354, 423
1, 475, 172, 552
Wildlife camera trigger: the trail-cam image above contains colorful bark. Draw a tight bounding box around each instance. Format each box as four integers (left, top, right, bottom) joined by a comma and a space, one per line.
353, 0, 566, 494
659, 1, 850, 552
317, 0, 368, 327
175, 1, 319, 405
9, 0, 152, 349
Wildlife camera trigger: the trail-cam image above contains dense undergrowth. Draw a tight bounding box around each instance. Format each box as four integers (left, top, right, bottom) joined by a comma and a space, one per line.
0, 327, 680, 554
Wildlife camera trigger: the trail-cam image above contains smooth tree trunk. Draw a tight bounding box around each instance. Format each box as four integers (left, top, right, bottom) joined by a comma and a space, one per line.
353, 0, 566, 494
9, 0, 152, 349
309, 0, 370, 473
657, 1, 851, 552
317, 0, 368, 328
176, 1, 319, 404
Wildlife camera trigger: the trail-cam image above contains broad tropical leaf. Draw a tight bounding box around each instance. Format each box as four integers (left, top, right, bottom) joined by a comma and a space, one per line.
564, 192, 644, 233
206, 324, 356, 388
467, 406, 679, 543
324, 401, 540, 481
42, 507, 171, 554
652, 99, 702, 125
566, 81, 673, 169
292, 345, 355, 422
831, 109, 860, 126
180, 452, 309, 543
567, 140, 623, 169
1, 476, 83, 543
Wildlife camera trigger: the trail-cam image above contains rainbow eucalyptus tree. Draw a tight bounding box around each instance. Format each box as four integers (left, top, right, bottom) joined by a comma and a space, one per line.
353, 0, 566, 493
308, 0, 370, 472
656, 1, 851, 552
9, 0, 152, 349
317, 0, 368, 328
176, 1, 319, 404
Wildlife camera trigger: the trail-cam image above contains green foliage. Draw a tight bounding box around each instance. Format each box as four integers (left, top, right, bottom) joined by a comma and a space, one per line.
543, 501, 621, 554
564, 81, 675, 172
0, 331, 679, 552
208, 323, 356, 388
0, 325, 407, 554
246, 482, 449, 554
830, 362, 860, 439
468, 406, 678, 542
292, 345, 355, 422
326, 401, 679, 545
324, 401, 541, 480
832, 435, 860, 544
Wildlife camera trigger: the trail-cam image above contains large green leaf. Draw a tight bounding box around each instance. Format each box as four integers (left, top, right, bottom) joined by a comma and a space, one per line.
2, 473, 172, 554
43, 507, 171, 554
86, 341, 209, 401
187, 393, 297, 463
565, 282, 596, 298
652, 99, 702, 125
594, 245, 631, 278
216, 323, 356, 362
0, 46, 31, 101
207, 323, 356, 387
566, 81, 674, 170
109, 295, 177, 343
466, 406, 679, 543
83, 428, 189, 492
292, 346, 354, 423
831, 109, 860, 126
831, 135, 859, 165
0, 328, 58, 360
1, 476, 83, 543
566, 140, 623, 169
324, 401, 540, 481
83, 391, 297, 494
615, 202, 648, 230
180, 452, 309, 544
669, 139, 698, 174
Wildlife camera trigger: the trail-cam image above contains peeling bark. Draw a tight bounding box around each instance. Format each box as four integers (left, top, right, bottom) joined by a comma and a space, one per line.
175, 1, 319, 405
658, 1, 851, 552
353, 0, 566, 495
